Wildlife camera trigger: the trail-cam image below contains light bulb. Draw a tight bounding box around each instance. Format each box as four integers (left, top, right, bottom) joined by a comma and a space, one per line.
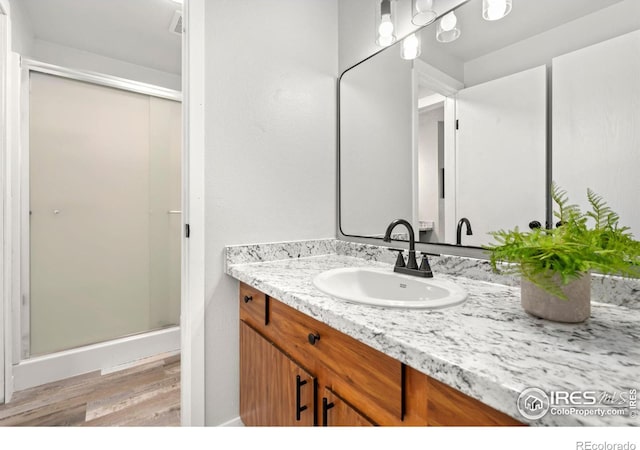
483, 0, 512, 21
415, 0, 432, 13
487, 0, 506, 20
377, 35, 395, 47
405, 34, 419, 46
436, 11, 461, 43
376, 0, 396, 48
412, 0, 436, 26
378, 14, 394, 36
440, 12, 457, 31
401, 33, 421, 60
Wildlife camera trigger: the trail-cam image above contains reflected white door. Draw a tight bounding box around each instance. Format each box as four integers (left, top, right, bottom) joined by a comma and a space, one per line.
553, 30, 640, 237
455, 65, 547, 247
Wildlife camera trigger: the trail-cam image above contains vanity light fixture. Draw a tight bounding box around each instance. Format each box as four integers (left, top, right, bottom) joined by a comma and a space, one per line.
411, 0, 437, 26
436, 11, 460, 43
376, 0, 397, 47
401, 33, 421, 60
482, 0, 512, 21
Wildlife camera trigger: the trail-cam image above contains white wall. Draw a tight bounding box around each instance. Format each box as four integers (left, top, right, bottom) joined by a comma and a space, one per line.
6, 1, 180, 90
8, 0, 34, 55
203, 0, 337, 425
339, 0, 468, 74
418, 38, 464, 82
32, 40, 181, 91
464, 0, 640, 86
340, 46, 413, 238
5, 0, 180, 90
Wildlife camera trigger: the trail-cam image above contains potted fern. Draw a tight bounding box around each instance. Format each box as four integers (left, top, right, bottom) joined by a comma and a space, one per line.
485, 184, 640, 323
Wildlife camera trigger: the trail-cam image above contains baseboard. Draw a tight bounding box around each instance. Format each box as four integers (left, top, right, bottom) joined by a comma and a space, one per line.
218, 416, 244, 427
12, 326, 180, 392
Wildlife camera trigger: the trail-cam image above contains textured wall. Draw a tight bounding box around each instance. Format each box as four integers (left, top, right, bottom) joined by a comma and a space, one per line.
203, 0, 338, 425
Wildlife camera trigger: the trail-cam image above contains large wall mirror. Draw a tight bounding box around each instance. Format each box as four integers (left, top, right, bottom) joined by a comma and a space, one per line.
339, 0, 640, 250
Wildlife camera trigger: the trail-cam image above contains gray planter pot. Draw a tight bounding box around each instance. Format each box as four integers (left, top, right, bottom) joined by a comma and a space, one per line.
520, 273, 591, 323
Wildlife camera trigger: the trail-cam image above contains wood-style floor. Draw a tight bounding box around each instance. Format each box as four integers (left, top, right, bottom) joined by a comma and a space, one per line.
0, 352, 180, 427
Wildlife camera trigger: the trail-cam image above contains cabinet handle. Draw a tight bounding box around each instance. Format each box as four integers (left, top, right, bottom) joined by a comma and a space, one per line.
307, 332, 320, 345
243, 295, 253, 303
295, 375, 308, 421
322, 397, 335, 426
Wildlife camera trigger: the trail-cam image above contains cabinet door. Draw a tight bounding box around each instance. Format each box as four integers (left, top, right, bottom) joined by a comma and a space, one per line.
321, 387, 375, 427
240, 321, 315, 426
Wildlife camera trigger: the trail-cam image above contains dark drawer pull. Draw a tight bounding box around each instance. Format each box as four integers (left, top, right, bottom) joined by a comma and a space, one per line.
322, 397, 335, 426
295, 375, 308, 421
243, 295, 253, 303
307, 332, 320, 345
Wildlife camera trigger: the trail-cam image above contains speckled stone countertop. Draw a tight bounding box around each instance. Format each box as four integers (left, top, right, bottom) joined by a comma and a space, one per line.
225, 239, 640, 426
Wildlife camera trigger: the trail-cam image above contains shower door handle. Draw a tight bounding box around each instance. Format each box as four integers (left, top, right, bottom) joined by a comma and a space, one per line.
167, 210, 182, 215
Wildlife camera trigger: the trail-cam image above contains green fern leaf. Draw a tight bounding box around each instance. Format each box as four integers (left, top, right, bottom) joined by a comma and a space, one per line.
485, 183, 640, 300
586, 188, 613, 229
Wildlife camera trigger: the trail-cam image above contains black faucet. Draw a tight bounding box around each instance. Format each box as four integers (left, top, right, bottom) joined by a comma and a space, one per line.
456, 217, 473, 246
383, 219, 433, 278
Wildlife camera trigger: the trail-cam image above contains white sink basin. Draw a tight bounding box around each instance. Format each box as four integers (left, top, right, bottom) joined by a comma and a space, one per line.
312, 267, 468, 309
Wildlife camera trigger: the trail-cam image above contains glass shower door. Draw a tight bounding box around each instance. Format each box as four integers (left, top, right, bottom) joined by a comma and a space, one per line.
28, 72, 181, 357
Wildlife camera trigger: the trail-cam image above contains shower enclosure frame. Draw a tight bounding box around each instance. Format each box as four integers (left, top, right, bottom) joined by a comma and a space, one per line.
0, 0, 11, 406
11, 58, 183, 393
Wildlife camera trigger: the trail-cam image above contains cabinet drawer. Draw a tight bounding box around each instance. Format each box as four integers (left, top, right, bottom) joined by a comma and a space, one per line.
239, 283, 268, 328
268, 299, 403, 420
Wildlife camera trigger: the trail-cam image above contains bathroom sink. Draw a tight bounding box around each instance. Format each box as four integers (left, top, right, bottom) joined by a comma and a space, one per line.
312, 267, 468, 309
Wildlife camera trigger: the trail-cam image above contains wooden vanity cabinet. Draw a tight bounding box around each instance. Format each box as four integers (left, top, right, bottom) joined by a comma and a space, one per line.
238, 282, 522, 427
321, 387, 375, 426
240, 323, 315, 426
239, 284, 268, 326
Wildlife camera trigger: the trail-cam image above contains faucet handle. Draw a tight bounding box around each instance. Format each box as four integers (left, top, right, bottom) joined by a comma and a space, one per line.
388, 248, 406, 268
417, 252, 434, 277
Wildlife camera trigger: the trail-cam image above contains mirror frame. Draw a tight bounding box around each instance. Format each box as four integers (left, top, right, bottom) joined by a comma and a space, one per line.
337, 0, 504, 258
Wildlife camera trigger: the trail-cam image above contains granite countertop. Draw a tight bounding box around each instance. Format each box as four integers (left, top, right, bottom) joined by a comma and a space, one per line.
225, 240, 640, 426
